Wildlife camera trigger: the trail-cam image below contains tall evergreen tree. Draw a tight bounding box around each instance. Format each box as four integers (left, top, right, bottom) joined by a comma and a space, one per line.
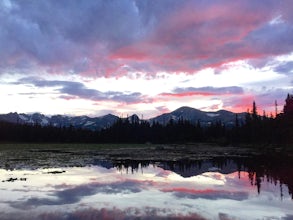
252, 101, 258, 121
284, 94, 293, 115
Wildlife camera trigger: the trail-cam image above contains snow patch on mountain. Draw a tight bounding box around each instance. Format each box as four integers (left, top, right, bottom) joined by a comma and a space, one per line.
206, 113, 220, 117
19, 115, 28, 121
41, 118, 49, 125
84, 121, 95, 126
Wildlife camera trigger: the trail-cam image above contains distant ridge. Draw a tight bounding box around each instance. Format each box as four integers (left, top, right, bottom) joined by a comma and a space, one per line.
149, 106, 246, 127
0, 112, 119, 131
0, 107, 246, 130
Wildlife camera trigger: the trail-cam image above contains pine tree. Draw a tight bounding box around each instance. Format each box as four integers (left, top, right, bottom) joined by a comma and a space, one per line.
284, 94, 293, 115
252, 101, 258, 121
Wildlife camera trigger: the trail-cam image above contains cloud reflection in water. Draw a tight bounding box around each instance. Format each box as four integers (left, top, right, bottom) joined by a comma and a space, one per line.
0, 162, 292, 220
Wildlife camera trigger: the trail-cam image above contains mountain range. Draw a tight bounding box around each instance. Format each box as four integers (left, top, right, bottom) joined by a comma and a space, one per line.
0, 106, 246, 131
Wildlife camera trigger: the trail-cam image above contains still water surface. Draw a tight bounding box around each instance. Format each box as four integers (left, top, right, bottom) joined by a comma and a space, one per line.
0, 156, 293, 220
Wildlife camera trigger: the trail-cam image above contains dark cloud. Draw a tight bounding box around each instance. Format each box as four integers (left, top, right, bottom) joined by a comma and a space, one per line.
16, 77, 143, 103
111, 0, 293, 75
283, 215, 293, 220
155, 106, 170, 113
133, 0, 188, 28
222, 88, 291, 113
243, 22, 293, 56
1, 0, 292, 76
274, 61, 293, 74
10, 180, 143, 210
0, 0, 143, 75
0, 0, 192, 76
170, 189, 248, 201
173, 86, 244, 95
253, 89, 291, 110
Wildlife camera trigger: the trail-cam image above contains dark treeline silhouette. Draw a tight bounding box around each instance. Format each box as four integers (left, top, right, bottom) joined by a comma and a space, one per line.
230, 94, 293, 145
98, 117, 204, 143
0, 122, 97, 143
0, 94, 293, 144
103, 154, 293, 199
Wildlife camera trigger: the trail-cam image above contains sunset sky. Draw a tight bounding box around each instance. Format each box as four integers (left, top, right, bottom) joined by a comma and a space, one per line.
0, 0, 293, 118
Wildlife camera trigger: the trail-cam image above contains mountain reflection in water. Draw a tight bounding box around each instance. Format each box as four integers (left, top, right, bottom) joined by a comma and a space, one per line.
109, 155, 293, 200
0, 155, 293, 220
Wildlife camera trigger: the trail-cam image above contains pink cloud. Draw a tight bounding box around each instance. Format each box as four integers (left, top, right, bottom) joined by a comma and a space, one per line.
108, 1, 287, 76
223, 89, 289, 115
155, 106, 170, 115
224, 96, 254, 113
1, 1, 292, 78
159, 86, 244, 99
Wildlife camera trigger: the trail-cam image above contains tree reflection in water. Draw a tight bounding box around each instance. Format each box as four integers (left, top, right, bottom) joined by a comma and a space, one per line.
1, 152, 293, 220
112, 153, 293, 199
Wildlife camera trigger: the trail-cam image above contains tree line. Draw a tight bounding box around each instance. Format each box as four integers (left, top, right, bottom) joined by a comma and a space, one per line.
0, 94, 292, 145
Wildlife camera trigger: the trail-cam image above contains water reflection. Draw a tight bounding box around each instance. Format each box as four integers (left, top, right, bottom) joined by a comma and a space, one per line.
0, 155, 293, 220
103, 155, 293, 200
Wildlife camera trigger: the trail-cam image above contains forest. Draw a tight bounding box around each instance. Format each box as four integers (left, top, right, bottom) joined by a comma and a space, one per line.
0, 94, 292, 145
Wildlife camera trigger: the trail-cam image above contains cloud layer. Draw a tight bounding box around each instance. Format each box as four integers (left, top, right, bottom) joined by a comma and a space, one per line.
1, 0, 293, 76
0, 0, 293, 116
15, 77, 143, 104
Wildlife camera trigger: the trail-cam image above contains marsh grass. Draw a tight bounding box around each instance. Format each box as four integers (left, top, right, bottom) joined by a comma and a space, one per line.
0, 143, 149, 150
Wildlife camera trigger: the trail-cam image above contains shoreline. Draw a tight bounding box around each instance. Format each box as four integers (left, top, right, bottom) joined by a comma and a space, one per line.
0, 143, 292, 170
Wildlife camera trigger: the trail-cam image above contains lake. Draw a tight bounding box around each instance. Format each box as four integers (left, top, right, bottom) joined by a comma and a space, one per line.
0, 145, 292, 220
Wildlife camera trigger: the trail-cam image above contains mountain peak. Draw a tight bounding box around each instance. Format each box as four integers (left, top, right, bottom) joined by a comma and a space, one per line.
0, 106, 246, 130
172, 106, 201, 113
150, 106, 245, 126
128, 114, 140, 123
174, 106, 194, 111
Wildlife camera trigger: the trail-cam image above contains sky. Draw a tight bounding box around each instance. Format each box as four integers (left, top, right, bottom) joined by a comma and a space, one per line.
0, 0, 293, 119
